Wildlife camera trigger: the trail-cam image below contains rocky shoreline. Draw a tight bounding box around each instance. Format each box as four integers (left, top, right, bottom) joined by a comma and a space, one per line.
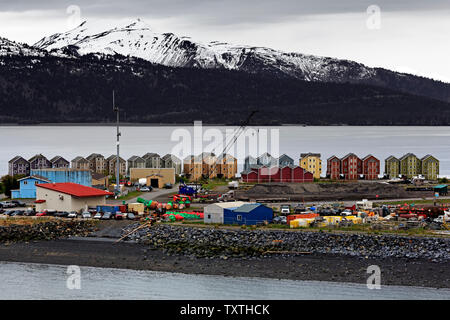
0, 220, 96, 243
122, 224, 450, 262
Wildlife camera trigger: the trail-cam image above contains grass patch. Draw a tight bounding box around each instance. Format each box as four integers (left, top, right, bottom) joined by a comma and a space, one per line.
118, 190, 144, 200
0, 217, 54, 226
202, 179, 230, 191
378, 199, 450, 206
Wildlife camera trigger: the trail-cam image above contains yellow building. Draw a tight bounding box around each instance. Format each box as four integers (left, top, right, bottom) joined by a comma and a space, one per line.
299, 153, 322, 179
129, 168, 175, 188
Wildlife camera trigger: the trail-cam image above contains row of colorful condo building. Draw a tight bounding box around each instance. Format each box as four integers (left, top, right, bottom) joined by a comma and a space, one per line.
8, 153, 184, 177
242, 152, 440, 181
8, 152, 315, 181
8, 152, 440, 182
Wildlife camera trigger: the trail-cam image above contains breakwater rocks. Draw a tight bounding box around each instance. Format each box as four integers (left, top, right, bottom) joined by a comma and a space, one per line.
122, 224, 450, 262
0, 220, 96, 243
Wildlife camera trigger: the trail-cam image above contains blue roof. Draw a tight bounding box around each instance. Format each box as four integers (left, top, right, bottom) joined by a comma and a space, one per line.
234, 203, 262, 213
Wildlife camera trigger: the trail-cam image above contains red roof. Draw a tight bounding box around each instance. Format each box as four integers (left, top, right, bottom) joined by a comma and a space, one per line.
36, 183, 113, 197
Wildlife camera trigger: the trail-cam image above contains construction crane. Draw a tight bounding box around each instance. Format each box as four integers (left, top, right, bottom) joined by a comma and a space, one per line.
180, 111, 257, 195
204, 110, 258, 180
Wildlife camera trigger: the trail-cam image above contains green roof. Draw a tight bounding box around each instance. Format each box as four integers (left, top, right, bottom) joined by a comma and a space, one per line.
433, 185, 448, 189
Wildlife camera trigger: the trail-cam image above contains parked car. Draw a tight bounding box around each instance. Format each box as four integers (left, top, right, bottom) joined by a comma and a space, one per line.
67, 212, 78, 219
0, 202, 15, 208
280, 205, 291, 215
93, 212, 102, 219
24, 209, 36, 216
115, 212, 125, 220
140, 187, 151, 192
126, 212, 136, 220
11, 200, 26, 207
101, 212, 112, 220
81, 212, 91, 219
341, 209, 353, 216
55, 211, 70, 218
11, 210, 25, 216
163, 183, 173, 189
44, 209, 57, 216
36, 211, 47, 217
273, 216, 287, 224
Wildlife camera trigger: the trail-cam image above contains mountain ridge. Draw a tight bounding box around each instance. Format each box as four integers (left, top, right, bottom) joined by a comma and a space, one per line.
30, 18, 450, 103
0, 53, 449, 125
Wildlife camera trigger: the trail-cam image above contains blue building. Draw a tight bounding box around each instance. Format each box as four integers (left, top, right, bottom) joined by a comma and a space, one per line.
11, 176, 51, 199
31, 169, 92, 187
11, 169, 92, 199
224, 203, 273, 225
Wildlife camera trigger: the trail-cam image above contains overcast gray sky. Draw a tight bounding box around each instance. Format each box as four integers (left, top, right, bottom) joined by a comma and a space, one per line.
1, 0, 449, 82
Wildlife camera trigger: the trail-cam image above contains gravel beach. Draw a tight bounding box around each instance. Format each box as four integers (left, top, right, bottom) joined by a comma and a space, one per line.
0, 221, 448, 288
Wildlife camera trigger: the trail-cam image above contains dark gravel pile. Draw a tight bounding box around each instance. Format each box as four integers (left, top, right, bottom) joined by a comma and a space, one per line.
121, 223, 450, 262
0, 220, 96, 242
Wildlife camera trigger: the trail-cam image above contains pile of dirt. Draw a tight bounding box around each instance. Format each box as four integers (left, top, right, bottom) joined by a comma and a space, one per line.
236, 182, 411, 201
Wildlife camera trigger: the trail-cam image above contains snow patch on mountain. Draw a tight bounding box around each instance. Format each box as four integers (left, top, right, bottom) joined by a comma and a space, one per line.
34, 18, 377, 82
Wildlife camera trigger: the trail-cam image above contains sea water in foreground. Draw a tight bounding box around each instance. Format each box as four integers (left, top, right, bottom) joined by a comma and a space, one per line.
0, 262, 449, 300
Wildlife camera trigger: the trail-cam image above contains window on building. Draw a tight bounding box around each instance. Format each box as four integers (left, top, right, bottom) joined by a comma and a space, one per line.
237, 215, 242, 221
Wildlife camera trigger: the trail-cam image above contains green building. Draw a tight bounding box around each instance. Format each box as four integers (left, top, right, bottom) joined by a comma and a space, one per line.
421, 154, 439, 180
399, 153, 421, 178
384, 156, 400, 179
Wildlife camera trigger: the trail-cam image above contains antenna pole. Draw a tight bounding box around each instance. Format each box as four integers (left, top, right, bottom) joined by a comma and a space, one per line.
113, 90, 121, 196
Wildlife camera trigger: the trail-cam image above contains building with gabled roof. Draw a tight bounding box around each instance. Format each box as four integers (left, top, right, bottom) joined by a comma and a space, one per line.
11, 175, 51, 199
8, 156, 30, 176
106, 155, 126, 176
71, 156, 90, 170
385, 155, 400, 179
161, 154, 182, 175
86, 153, 106, 174
142, 153, 161, 168
420, 154, 439, 180
399, 153, 421, 178
35, 182, 113, 212
300, 153, 322, 179
127, 155, 146, 175
50, 156, 69, 169
28, 154, 51, 171
362, 154, 380, 180
326, 155, 341, 180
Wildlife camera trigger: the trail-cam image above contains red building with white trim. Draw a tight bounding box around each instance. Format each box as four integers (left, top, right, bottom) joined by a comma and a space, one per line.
362, 155, 380, 180
341, 153, 362, 180
326, 156, 341, 180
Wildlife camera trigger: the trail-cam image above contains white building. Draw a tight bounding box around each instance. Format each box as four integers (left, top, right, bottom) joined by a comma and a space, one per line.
204, 201, 246, 224
35, 182, 113, 212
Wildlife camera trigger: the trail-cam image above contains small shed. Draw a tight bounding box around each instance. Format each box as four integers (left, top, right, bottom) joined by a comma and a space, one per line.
224, 203, 273, 225
433, 184, 448, 196
204, 201, 246, 224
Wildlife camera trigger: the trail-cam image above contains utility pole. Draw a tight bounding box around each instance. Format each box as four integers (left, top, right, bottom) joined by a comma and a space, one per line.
113, 91, 121, 196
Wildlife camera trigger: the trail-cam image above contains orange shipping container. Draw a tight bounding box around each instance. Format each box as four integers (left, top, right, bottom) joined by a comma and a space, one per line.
287, 213, 319, 224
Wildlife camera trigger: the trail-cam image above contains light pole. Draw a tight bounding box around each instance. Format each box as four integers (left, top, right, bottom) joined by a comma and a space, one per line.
113, 91, 121, 196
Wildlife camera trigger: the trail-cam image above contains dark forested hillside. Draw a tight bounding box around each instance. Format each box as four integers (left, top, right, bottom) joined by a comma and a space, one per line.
0, 54, 449, 125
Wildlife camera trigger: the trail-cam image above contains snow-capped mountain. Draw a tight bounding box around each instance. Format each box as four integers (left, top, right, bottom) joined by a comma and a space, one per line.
0, 37, 46, 57
34, 19, 377, 82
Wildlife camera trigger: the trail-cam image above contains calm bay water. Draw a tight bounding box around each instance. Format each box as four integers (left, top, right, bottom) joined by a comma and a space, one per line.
0, 125, 449, 176
0, 262, 449, 300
